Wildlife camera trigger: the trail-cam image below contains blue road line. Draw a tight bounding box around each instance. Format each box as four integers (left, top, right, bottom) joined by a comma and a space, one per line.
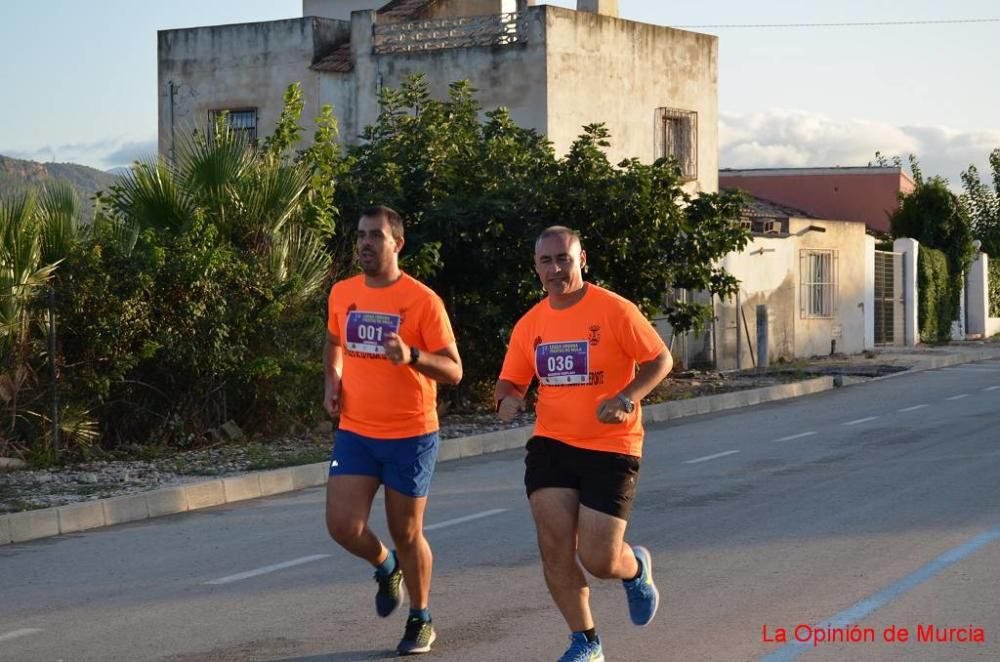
760, 525, 1000, 661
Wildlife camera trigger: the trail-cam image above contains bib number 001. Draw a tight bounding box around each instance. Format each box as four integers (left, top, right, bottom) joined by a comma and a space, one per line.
345, 311, 401, 355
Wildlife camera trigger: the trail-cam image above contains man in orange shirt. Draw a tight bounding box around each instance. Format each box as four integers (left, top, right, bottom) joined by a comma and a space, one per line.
495, 226, 673, 662
324, 205, 462, 656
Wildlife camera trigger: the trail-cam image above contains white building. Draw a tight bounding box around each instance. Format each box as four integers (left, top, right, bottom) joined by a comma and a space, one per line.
158, 0, 719, 192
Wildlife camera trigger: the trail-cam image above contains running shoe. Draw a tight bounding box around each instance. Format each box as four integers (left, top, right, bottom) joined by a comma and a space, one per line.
622, 545, 660, 626
557, 632, 604, 662
396, 616, 436, 655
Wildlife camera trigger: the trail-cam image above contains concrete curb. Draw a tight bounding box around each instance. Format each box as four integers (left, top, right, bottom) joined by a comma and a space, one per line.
9, 354, 989, 546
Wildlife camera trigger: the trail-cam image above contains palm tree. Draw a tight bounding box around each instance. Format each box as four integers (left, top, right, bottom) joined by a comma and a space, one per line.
0, 183, 96, 458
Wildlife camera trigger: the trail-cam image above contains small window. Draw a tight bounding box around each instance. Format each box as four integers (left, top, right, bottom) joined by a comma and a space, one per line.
800, 249, 838, 318
208, 108, 258, 144
654, 107, 697, 180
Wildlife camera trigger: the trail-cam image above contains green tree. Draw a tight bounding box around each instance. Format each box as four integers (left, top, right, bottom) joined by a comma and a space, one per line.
890, 159, 973, 342
960, 148, 1000, 257
1, 183, 97, 460
55, 85, 332, 449
332, 75, 749, 397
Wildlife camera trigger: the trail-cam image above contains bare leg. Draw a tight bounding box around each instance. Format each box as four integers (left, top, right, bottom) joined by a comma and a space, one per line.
529, 487, 593, 631
385, 488, 432, 609
325, 475, 385, 565
575, 504, 638, 580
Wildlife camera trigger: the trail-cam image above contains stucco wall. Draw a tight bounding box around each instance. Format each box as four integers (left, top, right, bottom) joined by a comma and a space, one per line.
158, 18, 346, 158
716, 218, 868, 369
720, 168, 915, 234
542, 7, 718, 192
789, 218, 868, 358
333, 9, 549, 142
718, 237, 797, 370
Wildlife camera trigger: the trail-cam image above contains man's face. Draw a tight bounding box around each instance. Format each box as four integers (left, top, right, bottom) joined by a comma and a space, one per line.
357, 214, 401, 276
534, 233, 586, 297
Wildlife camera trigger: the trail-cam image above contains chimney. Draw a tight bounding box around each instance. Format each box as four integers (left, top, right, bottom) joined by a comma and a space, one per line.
577, 0, 618, 18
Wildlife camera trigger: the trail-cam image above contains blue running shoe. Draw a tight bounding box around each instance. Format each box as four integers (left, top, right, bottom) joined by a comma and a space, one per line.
374, 558, 405, 618
558, 632, 604, 662
622, 545, 659, 626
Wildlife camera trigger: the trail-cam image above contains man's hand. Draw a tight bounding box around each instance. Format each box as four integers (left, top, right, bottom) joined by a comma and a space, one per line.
383, 331, 410, 365
324, 381, 341, 419
596, 397, 629, 424
496, 394, 525, 423
384, 331, 411, 366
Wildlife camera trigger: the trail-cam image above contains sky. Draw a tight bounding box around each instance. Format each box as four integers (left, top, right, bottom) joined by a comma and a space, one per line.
1, 0, 998, 189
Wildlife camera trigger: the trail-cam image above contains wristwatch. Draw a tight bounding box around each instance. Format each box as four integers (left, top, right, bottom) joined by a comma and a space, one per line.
408, 346, 420, 365
617, 393, 635, 413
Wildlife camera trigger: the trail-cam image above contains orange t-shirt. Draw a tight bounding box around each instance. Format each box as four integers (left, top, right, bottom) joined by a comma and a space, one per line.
328, 273, 455, 439
499, 284, 666, 457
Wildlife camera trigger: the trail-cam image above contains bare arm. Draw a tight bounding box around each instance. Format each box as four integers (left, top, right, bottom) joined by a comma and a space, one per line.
494, 379, 530, 423
596, 349, 673, 423
323, 332, 344, 418
620, 349, 673, 402
384, 332, 463, 386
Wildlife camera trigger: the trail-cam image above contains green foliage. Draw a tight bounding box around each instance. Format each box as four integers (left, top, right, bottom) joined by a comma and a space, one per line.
960, 148, 1000, 258
989, 259, 1000, 318
917, 247, 958, 343
51, 84, 329, 450
0, 183, 97, 461
890, 161, 973, 344
332, 75, 749, 395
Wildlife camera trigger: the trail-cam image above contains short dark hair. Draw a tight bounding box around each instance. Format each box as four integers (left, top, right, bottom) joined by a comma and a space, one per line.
536, 225, 581, 249
361, 205, 404, 240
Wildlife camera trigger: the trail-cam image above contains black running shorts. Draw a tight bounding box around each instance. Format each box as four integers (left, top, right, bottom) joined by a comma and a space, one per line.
524, 435, 641, 521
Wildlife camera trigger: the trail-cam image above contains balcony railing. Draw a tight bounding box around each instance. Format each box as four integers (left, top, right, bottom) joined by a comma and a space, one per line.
373, 13, 527, 54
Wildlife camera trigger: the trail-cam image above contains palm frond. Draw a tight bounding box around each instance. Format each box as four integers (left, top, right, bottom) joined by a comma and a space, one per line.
105, 159, 196, 233
267, 225, 330, 302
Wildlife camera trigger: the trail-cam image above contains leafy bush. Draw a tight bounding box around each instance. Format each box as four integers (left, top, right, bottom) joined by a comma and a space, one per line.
917, 247, 958, 343
989, 259, 1000, 318
330, 76, 750, 398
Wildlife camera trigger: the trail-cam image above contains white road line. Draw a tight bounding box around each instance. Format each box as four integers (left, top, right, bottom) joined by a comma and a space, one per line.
898, 404, 928, 412
425, 508, 507, 531
946, 394, 970, 401
684, 450, 741, 464
0, 629, 43, 643
205, 554, 330, 585
985, 385, 1000, 391
774, 431, 816, 442
844, 416, 879, 426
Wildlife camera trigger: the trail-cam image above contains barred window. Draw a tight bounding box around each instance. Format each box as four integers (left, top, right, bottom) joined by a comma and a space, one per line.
654, 107, 697, 180
208, 108, 258, 144
800, 250, 838, 318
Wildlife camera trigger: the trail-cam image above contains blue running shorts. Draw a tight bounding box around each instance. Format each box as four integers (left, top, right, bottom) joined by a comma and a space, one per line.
329, 429, 440, 497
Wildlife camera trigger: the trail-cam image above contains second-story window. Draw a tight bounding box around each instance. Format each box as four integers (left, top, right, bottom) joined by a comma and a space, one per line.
209, 108, 258, 144
655, 107, 697, 180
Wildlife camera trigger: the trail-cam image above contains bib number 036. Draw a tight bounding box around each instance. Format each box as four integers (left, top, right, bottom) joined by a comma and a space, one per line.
535, 341, 589, 386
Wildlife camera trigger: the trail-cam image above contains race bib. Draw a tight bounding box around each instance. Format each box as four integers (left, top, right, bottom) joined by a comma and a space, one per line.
535, 341, 589, 385
345, 311, 400, 355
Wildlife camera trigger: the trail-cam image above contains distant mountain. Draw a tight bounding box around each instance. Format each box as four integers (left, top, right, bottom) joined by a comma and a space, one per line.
105, 167, 132, 177
0, 154, 121, 223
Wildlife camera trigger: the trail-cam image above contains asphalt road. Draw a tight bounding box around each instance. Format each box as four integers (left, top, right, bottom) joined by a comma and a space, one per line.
2, 361, 999, 662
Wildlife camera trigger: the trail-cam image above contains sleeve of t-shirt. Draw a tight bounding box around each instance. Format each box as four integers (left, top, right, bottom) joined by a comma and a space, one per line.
498, 317, 536, 386
327, 285, 340, 337
615, 300, 667, 364
419, 293, 457, 353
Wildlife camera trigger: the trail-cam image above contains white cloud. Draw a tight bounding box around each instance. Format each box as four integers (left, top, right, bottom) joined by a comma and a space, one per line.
720, 109, 1000, 189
